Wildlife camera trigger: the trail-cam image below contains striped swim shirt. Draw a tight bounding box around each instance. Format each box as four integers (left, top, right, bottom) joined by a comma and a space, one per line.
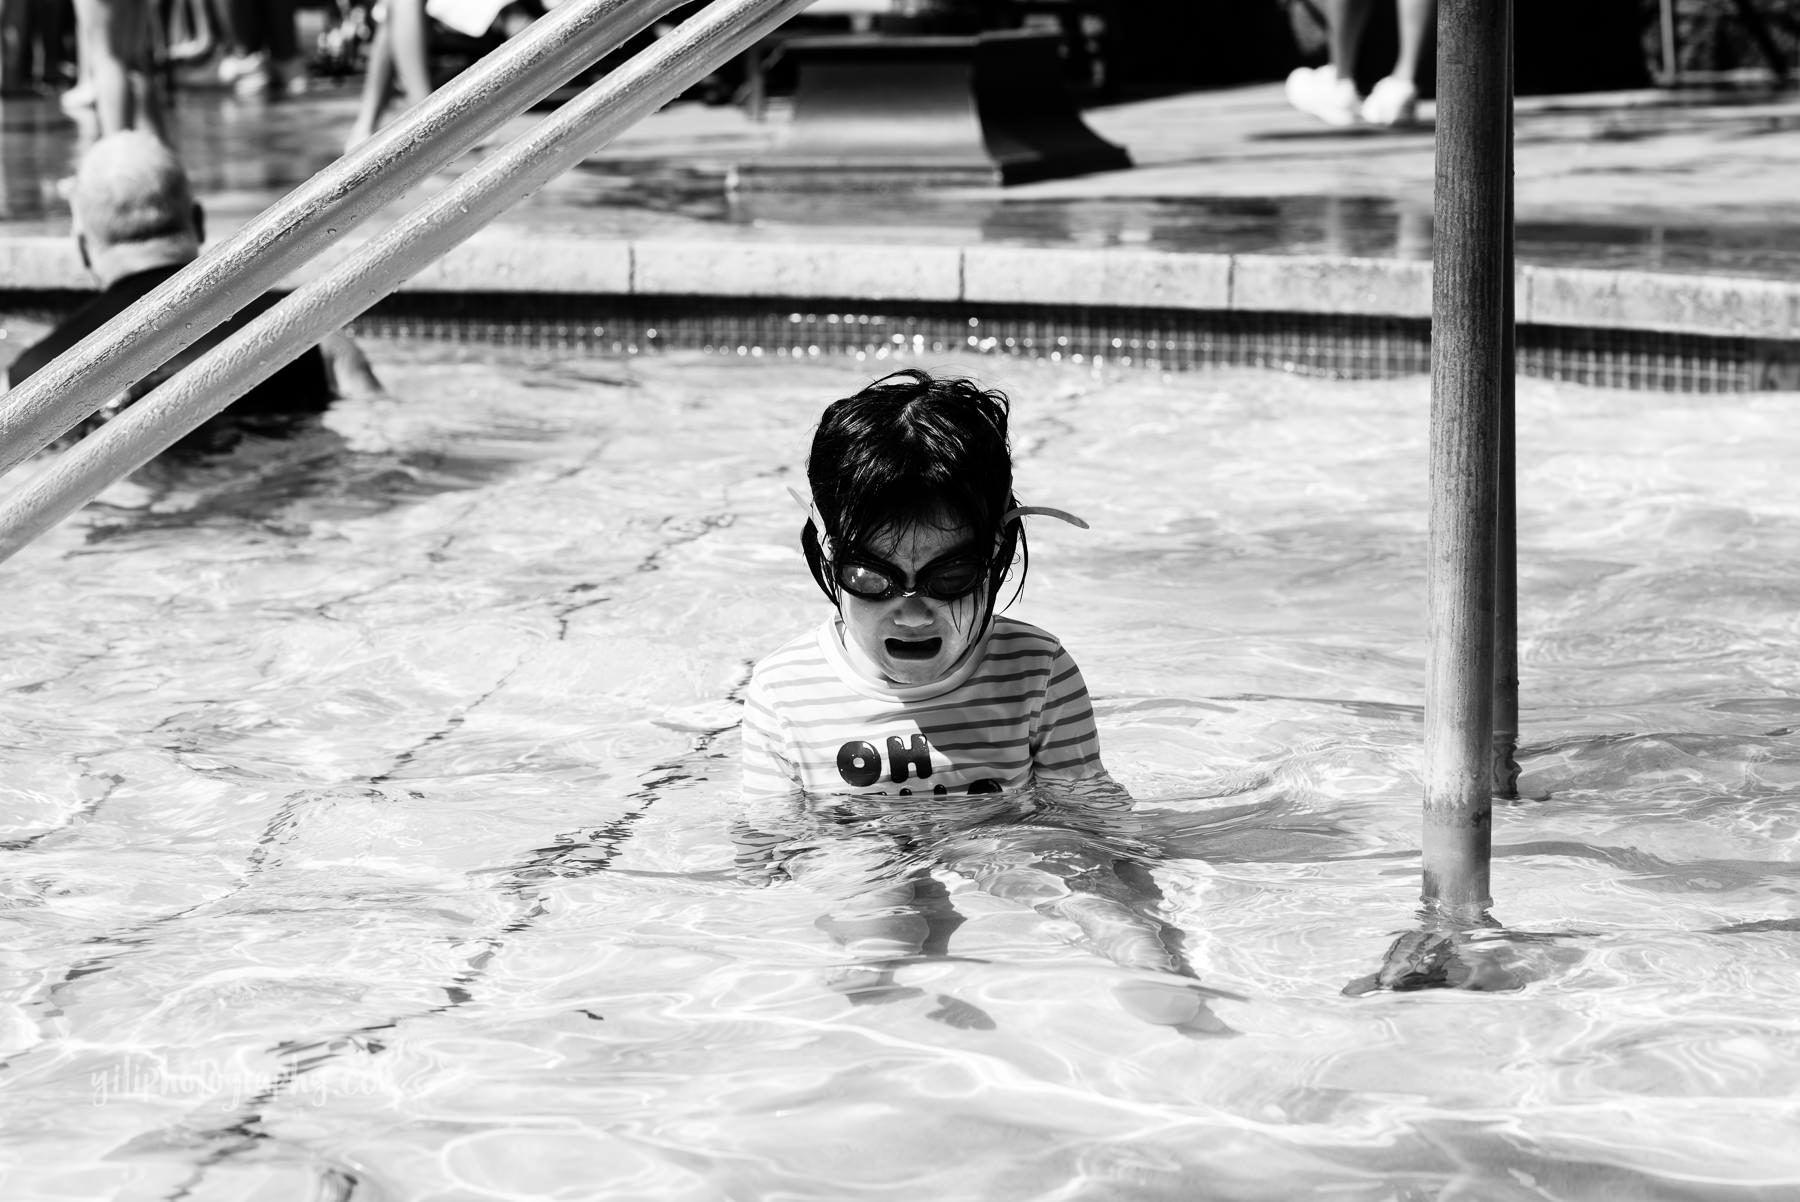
739, 614, 1108, 817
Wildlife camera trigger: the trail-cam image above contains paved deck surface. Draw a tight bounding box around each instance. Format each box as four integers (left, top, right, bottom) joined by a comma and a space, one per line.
3, 69, 1798, 282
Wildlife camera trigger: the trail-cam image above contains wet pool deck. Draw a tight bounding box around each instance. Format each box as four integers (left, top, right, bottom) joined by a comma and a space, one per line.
2, 74, 1799, 340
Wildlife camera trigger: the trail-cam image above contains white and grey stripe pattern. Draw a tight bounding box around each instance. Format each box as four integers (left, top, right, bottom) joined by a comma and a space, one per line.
739, 615, 1105, 810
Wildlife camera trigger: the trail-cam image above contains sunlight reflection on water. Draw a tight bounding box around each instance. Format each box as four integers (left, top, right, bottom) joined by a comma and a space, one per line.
2, 347, 1799, 1199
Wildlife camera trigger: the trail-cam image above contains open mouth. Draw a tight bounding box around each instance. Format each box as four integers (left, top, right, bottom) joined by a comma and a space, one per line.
885, 637, 943, 661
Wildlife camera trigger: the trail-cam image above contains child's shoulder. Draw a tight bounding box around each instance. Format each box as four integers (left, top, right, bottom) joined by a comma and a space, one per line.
750, 622, 832, 680
985, 615, 1069, 659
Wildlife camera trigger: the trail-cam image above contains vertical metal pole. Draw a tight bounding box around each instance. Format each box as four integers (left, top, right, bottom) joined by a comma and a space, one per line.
1424, 0, 1510, 920
1492, 0, 1520, 800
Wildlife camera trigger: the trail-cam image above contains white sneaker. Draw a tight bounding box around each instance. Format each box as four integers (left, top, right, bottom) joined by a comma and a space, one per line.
1285, 64, 1362, 128
232, 64, 273, 98
58, 81, 95, 113
1362, 75, 1419, 127
218, 50, 266, 85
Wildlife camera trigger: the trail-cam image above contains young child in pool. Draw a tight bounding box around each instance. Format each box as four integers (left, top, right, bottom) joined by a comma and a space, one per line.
735, 369, 1218, 1030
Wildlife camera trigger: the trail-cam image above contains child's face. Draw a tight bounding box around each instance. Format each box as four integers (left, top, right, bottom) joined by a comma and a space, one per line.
836, 511, 988, 687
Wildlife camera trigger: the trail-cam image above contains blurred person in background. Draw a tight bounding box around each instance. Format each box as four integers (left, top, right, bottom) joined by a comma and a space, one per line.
66, 0, 169, 137
1, 0, 71, 96
347, 0, 540, 148
346, 0, 433, 146
216, 0, 308, 97
1285, 0, 1434, 127
5, 131, 382, 455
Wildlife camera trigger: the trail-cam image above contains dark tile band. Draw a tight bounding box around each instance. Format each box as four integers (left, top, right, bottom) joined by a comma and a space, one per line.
4, 291, 1793, 393
342, 294, 1798, 393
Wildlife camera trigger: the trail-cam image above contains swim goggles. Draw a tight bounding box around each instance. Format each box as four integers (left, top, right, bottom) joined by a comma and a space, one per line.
832, 548, 994, 602
787, 485, 1088, 602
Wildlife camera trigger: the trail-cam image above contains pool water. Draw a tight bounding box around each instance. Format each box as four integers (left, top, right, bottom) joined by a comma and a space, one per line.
2, 345, 1798, 1199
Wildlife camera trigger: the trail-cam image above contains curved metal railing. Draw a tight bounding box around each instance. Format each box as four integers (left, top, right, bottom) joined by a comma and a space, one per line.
0, 0, 814, 562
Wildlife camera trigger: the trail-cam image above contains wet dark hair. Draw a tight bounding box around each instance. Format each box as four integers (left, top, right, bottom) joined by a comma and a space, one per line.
801, 369, 1027, 621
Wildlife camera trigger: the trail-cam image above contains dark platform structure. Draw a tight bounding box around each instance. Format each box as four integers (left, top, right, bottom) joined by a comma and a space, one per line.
730, 29, 1131, 190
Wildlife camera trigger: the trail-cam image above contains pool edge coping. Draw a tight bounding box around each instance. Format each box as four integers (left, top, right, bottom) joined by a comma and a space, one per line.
3, 234, 1797, 342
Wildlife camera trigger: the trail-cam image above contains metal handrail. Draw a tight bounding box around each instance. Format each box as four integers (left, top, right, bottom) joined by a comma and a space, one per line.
0, 0, 815, 563
0, 0, 682, 481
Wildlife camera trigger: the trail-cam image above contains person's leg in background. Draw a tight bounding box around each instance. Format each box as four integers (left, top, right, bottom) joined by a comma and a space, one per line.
1286, 0, 1372, 127
1, 0, 29, 95
386, 0, 429, 102
61, 0, 96, 111
1361, 0, 1434, 125
346, 0, 429, 148
220, 0, 305, 95
262, 0, 306, 93
162, 0, 218, 64
218, 0, 262, 88
71, 0, 167, 139
30, 0, 81, 94
346, 13, 390, 146
1326, 0, 1374, 81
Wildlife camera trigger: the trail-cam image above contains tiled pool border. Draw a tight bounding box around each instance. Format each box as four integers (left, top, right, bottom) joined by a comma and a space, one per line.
2, 236, 1796, 390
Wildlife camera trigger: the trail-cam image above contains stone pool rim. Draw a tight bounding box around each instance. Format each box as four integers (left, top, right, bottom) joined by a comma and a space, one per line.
3, 233, 1797, 343
4, 234, 1797, 392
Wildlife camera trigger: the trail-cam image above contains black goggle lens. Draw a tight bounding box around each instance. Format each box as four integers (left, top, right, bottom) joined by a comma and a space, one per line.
834, 555, 988, 602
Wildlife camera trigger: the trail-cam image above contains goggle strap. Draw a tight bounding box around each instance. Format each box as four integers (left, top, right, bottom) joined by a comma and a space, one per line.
787, 484, 834, 558
789, 486, 1088, 551
1002, 504, 1090, 530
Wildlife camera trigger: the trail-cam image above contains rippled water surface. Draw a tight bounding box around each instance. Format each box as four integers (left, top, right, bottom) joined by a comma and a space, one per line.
3, 346, 1799, 1199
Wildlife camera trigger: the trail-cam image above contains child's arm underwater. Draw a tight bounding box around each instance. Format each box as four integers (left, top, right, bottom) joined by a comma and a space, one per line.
734, 680, 943, 1001
733, 673, 811, 885
729, 811, 800, 886
732, 775, 810, 886
974, 640, 1223, 1027
1026, 640, 1142, 830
